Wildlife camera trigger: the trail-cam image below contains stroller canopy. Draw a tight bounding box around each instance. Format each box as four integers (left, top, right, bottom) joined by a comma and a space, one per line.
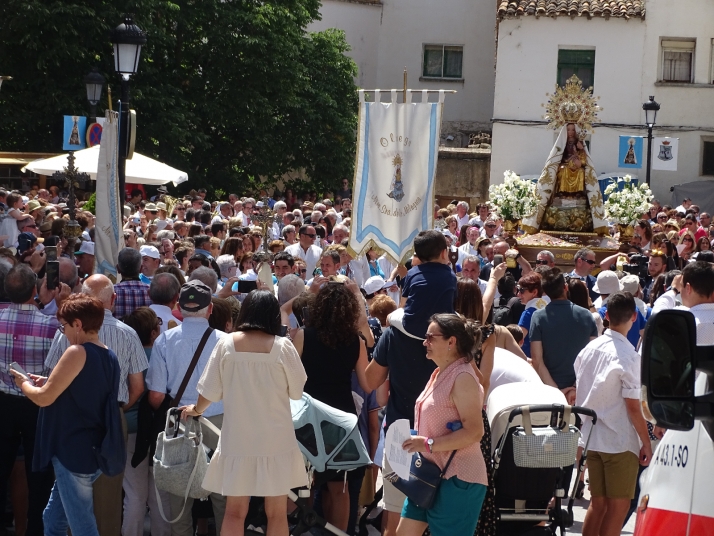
291, 393, 371, 473
487, 383, 569, 454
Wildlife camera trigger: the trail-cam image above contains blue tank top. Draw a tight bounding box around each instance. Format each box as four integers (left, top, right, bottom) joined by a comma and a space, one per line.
33, 343, 121, 473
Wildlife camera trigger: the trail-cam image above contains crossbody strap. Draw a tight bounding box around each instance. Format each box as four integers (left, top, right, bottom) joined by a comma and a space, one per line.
170, 328, 214, 408
440, 450, 457, 476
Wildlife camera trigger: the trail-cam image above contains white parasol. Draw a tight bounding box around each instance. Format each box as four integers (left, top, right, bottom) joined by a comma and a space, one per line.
21, 145, 188, 186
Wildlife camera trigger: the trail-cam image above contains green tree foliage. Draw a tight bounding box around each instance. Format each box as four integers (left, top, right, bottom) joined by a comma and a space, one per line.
0, 0, 358, 195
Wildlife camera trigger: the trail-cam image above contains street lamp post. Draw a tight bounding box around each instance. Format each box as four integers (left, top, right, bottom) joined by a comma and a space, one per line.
110, 14, 147, 207
84, 67, 105, 124
642, 95, 661, 186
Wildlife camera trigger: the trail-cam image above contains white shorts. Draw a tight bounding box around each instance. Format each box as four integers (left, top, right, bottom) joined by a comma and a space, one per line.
382, 456, 407, 513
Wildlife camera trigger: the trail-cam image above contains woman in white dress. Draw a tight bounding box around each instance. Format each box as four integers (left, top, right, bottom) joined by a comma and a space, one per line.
181, 290, 307, 536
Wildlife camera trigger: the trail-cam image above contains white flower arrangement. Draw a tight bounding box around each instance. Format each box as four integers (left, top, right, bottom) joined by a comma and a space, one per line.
488, 171, 539, 221
603, 175, 653, 226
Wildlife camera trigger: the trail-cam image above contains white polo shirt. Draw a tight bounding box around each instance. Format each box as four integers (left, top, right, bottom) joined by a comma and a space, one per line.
285, 242, 322, 278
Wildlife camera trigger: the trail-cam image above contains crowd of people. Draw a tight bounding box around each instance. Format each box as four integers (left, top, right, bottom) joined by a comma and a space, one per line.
0, 184, 710, 536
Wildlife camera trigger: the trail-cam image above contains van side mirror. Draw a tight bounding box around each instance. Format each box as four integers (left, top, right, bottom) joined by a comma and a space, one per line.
642, 310, 714, 430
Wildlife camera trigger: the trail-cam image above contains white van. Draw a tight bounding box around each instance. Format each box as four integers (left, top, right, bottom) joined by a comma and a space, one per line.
636, 311, 714, 534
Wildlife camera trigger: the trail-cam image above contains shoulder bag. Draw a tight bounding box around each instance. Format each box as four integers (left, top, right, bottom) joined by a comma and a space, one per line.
385, 450, 456, 510
151, 327, 215, 523
383, 372, 457, 510
131, 327, 214, 468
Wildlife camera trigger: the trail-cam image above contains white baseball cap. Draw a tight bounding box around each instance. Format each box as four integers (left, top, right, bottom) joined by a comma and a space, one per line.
74, 241, 95, 256
140, 245, 160, 259
620, 274, 641, 294
363, 276, 392, 296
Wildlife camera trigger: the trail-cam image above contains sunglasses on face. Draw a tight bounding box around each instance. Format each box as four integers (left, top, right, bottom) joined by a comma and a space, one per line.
658, 216, 667, 220
583, 259, 596, 265
425, 333, 446, 344
302, 232, 316, 238
536, 259, 549, 265
486, 224, 496, 229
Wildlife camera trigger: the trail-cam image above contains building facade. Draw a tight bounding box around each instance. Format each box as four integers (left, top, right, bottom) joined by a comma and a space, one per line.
491, 0, 714, 201
309, 0, 497, 146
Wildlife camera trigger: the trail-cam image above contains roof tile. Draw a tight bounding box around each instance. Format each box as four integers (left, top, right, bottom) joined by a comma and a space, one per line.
497, 0, 644, 19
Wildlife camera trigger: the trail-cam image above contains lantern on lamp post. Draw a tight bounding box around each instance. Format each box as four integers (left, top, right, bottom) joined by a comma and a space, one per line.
110, 14, 147, 205
642, 96, 661, 186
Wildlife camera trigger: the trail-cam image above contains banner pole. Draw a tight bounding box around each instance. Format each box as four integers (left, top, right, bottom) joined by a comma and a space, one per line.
403, 67, 407, 104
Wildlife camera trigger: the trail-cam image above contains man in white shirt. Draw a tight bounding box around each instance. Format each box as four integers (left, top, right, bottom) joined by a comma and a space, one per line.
674, 197, 691, 214
148, 273, 182, 332
457, 226, 481, 260
469, 203, 491, 227
455, 200, 470, 228
575, 292, 652, 536
678, 261, 714, 344
651, 270, 682, 314
460, 256, 488, 294
285, 224, 322, 277
240, 198, 254, 226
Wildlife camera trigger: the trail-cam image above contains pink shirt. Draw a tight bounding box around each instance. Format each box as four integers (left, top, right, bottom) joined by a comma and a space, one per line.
415, 358, 488, 485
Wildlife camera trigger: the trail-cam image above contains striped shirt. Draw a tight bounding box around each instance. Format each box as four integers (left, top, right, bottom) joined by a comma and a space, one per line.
0, 304, 60, 396
114, 279, 152, 319
45, 309, 148, 404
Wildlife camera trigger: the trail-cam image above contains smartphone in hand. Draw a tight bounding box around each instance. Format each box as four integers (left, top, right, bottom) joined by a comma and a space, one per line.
9, 362, 36, 386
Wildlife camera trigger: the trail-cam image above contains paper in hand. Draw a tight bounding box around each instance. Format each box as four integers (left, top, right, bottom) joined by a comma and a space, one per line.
385, 419, 414, 480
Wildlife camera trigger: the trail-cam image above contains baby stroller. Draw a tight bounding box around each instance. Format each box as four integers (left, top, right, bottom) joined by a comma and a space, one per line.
487, 383, 597, 536
238, 393, 371, 536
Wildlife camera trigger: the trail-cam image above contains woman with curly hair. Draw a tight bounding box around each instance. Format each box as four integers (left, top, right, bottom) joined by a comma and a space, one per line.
292, 280, 371, 532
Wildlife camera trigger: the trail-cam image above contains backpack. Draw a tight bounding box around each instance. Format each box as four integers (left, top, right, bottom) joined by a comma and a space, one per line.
492, 296, 521, 326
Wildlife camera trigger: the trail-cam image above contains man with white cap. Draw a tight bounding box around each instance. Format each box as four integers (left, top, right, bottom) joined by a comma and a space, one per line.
74, 241, 95, 278
139, 245, 161, 285
594, 271, 646, 348
362, 275, 392, 304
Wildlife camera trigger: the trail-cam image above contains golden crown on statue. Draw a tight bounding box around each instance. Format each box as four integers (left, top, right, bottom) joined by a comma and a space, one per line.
542, 75, 602, 136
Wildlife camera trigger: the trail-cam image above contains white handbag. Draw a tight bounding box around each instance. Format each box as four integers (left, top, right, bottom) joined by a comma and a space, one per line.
153, 409, 210, 522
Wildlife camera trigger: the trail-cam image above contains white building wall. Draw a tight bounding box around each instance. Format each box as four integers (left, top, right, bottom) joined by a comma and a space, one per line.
491, 16, 647, 186
310, 0, 496, 135
491, 2, 714, 202
308, 1, 382, 89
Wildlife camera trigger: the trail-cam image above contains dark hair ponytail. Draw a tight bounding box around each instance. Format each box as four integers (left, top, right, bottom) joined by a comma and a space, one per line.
429, 313, 484, 363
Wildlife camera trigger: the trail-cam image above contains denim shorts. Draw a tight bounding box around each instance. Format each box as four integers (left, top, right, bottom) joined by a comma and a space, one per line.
401, 477, 487, 536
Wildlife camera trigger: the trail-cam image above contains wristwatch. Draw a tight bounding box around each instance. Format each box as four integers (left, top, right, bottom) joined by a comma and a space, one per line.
426, 437, 434, 454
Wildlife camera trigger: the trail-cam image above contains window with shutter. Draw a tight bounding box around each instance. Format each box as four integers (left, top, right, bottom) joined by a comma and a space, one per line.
660, 39, 695, 83
557, 49, 596, 88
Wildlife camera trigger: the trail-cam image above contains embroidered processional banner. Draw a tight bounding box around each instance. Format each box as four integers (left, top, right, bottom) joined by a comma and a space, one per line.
95, 110, 124, 281
349, 90, 444, 264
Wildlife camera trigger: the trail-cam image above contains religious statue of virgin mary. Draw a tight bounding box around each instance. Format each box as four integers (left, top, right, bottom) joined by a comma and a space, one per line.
521, 76, 609, 235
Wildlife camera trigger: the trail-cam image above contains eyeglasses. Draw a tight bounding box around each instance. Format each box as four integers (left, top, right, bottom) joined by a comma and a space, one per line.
658, 216, 667, 220
583, 259, 596, 265
486, 224, 496, 229
516, 286, 524, 294
299, 269, 307, 273
176, 207, 186, 211
59, 322, 70, 334
425, 332, 447, 344
535, 259, 549, 265
302, 232, 316, 238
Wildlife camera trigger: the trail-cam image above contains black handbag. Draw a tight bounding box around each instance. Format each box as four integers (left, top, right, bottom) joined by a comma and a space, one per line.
385, 450, 457, 510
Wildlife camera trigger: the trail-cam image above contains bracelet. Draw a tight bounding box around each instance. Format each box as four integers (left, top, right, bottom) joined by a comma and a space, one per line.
194, 405, 204, 416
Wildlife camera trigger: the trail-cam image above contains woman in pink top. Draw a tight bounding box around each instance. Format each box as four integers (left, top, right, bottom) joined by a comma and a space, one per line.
398, 313, 488, 536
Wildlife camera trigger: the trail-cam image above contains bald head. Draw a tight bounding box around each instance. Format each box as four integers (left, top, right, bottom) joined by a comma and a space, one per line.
81, 274, 115, 309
